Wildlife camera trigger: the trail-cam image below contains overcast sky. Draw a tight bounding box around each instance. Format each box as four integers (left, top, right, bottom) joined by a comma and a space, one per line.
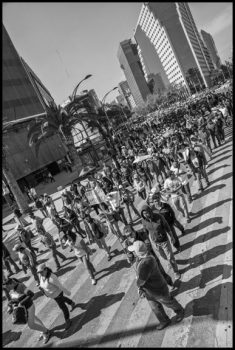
3, 2, 233, 104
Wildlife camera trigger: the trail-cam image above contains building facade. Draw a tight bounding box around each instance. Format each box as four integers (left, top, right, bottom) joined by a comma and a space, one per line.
135, 2, 215, 93
117, 39, 150, 106
147, 73, 166, 94
201, 30, 222, 70
118, 80, 136, 109
3, 24, 68, 189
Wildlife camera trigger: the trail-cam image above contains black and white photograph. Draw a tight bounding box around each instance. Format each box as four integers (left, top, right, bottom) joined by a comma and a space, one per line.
2, 2, 232, 347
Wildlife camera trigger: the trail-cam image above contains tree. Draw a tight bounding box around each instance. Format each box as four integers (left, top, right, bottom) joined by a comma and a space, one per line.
3, 129, 29, 213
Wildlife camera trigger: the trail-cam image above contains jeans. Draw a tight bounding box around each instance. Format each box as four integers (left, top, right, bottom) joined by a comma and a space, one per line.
95, 237, 110, 256
147, 294, 184, 323
154, 240, 179, 275
80, 255, 96, 279
54, 292, 74, 321
196, 166, 209, 190
170, 225, 180, 250
171, 194, 189, 219
50, 245, 66, 268
182, 183, 192, 202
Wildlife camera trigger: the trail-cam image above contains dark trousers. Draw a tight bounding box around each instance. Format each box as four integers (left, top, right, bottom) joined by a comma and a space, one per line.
170, 225, 180, 250
125, 202, 140, 222
54, 292, 74, 321
138, 189, 147, 200
50, 246, 66, 268
210, 132, 221, 148
25, 241, 38, 260
182, 182, 192, 202
174, 218, 184, 233
196, 166, 209, 190
4, 257, 20, 274
147, 293, 184, 323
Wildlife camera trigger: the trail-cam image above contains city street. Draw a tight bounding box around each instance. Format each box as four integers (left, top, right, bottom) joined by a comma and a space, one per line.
3, 125, 232, 348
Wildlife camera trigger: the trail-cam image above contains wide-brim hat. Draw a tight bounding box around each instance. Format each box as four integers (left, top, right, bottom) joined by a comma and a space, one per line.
128, 240, 148, 257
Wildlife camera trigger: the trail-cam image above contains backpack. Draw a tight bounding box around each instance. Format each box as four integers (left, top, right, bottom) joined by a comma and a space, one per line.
12, 304, 28, 324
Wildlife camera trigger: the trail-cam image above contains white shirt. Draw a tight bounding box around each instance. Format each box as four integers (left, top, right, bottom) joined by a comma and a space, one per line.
164, 177, 183, 198
170, 163, 189, 185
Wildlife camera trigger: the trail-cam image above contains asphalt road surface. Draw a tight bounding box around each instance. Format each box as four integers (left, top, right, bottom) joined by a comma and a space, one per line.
3, 126, 232, 348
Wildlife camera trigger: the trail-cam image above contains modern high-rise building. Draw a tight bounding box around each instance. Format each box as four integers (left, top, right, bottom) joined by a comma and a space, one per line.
117, 39, 150, 106
134, 24, 170, 88
201, 30, 222, 70
3, 24, 68, 189
135, 2, 215, 93
147, 73, 166, 94
118, 80, 136, 109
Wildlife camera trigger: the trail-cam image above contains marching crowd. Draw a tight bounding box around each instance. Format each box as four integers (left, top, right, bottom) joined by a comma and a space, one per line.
3, 86, 232, 343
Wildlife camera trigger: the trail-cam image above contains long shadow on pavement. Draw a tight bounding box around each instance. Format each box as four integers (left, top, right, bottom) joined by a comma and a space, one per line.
183, 282, 232, 321
178, 241, 232, 273
184, 216, 223, 235
49, 292, 125, 342
95, 259, 130, 282
55, 264, 77, 278
189, 198, 232, 220
208, 172, 233, 187
211, 148, 232, 160
3, 330, 22, 347
207, 155, 232, 168
207, 164, 229, 176
194, 184, 226, 201
172, 264, 232, 299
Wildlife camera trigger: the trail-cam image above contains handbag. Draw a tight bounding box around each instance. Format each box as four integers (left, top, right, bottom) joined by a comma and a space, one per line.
12, 304, 28, 325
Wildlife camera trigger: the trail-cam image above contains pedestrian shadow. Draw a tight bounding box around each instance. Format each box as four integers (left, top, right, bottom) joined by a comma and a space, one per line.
211, 144, 232, 156
209, 172, 233, 186
172, 264, 232, 298
194, 184, 226, 200
179, 226, 230, 256
208, 155, 232, 167
37, 258, 50, 265
111, 248, 125, 257
2, 330, 22, 347
36, 248, 50, 257
18, 275, 31, 283
178, 241, 232, 273
183, 282, 232, 321
32, 289, 44, 302
50, 292, 125, 341
207, 164, 229, 176
191, 198, 232, 220
95, 259, 130, 282
184, 216, 223, 235
55, 264, 76, 278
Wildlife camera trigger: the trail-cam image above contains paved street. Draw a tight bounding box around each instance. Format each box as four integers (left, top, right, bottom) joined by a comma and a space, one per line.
3, 126, 232, 348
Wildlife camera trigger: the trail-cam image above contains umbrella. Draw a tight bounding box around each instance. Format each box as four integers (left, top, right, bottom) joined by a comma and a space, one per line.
79, 166, 96, 178
133, 155, 152, 164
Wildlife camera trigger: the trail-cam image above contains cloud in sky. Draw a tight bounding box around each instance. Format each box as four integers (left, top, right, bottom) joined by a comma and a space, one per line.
202, 5, 232, 35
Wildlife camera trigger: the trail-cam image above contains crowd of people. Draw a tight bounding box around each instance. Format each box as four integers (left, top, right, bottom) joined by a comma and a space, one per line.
3, 86, 232, 342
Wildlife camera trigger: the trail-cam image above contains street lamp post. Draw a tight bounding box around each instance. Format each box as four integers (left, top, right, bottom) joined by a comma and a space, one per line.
101, 87, 118, 127
70, 74, 92, 101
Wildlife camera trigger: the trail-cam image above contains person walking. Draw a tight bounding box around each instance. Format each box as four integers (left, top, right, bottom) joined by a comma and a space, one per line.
13, 207, 29, 227
39, 229, 67, 271
29, 213, 46, 235
4, 277, 51, 344
170, 161, 193, 204
84, 215, 112, 261
140, 204, 181, 281
164, 171, 191, 223
133, 173, 147, 200
2, 243, 21, 276
128, 240, 184, 330
119, 185, 141, 224
17, 225, 39, 260
99, 203, 125, 242
37, 263, 76, 330
63, 230, 97, 285
13, 244, 40, 285
34, 196, 48, 217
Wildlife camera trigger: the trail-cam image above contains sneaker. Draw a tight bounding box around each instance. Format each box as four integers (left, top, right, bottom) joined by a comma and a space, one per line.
91, 278, 97, 285
175, 272, 181, 280
186, 218, 191, 223
175, 309, 185, 323
42, 330, 51, 344
156, 319, 171, 330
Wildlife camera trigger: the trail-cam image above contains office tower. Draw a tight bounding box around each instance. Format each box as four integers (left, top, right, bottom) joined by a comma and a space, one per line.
118, 80, 137, 109
136, 2, 215, 93
3, 24, 67, 189
201, 30, 222, 70
135, 24, 170, 88
116, 94, 128, 107
117, 39, 150, 106
147, 73, 166, 94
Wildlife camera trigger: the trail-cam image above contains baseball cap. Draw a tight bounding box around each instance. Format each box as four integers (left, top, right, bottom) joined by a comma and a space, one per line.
37, 263, 47, 273
128, 240, 148, 257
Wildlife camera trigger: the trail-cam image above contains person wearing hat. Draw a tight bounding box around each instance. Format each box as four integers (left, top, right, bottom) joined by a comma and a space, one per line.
37, 263, 76, 330
13, 244, 40, 285
3, 276, 51, 344
140, 204, 181, 281
128, 240, 184, 330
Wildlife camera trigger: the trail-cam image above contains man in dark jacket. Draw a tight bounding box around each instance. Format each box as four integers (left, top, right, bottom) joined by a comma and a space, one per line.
128, 240, 184, 330
141, 204, 181, 281
149, 191, 185, 253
